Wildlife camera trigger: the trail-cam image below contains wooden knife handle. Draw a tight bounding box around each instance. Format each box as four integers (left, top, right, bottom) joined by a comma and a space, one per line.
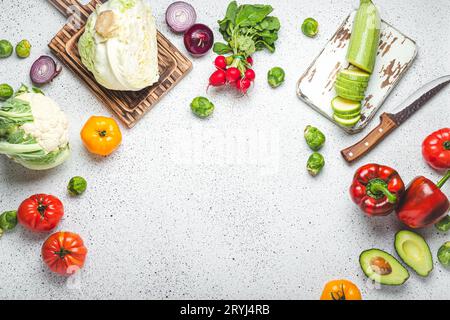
341, 113, 398, 163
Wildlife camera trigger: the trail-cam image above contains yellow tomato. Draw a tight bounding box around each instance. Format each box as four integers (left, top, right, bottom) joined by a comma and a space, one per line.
320, 280, 362, 300
80, 116, 122, 156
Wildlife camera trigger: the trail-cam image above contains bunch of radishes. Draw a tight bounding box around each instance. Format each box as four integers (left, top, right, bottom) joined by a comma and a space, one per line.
208, 55, 255, 94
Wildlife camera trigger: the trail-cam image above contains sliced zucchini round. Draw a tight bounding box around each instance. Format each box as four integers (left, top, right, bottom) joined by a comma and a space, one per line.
335, 83, 366, 97
336, 91, 365, 102
338, 69, 370, 82
333, 113, 361, 127
331, 96, 361, 115
336, 76, 368, 89
334, 110, 361, 120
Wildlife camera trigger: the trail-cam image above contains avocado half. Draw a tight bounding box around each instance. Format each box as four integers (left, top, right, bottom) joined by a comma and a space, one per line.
395, 230, 433, 277
359, 249, 410, 285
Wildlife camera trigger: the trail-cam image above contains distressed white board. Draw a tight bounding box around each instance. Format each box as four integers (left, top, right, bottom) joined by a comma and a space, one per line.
297, 12, 417, 134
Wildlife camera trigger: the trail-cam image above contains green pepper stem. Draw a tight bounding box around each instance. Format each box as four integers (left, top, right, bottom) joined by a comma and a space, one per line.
368, 179, 397, 204
437, 170, 450, 189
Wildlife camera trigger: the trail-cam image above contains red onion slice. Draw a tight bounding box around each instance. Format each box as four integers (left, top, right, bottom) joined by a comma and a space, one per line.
30, 55, 62, 86
166, 1, 197, 33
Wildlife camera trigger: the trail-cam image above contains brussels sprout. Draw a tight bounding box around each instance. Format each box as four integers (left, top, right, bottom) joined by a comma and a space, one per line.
437, 242, 450, 268
304, 125, 326, 151
302, 18, 319, 38
0, 84, 14, 101
0, 210, 18, 235
435, 215, 450, 232
68, 176, 87, 196
267, 67, 285, 88
16, 39, 31, 58
307, 152, 325, 176
191, 96, 214, 118
0, 40, 13, 58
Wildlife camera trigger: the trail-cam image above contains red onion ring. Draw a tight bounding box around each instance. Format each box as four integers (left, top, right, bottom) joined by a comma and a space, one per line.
30, 55, 62, 86
166, 1, 197, 33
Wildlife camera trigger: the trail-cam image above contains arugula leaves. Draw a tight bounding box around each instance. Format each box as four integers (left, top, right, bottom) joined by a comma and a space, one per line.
214, 1, 281, 57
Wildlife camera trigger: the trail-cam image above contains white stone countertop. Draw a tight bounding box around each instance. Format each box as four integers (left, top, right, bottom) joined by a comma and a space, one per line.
0, 0, 448, 299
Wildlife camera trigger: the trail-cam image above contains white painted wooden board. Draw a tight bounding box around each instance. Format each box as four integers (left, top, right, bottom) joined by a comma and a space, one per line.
297, 12, 417, 134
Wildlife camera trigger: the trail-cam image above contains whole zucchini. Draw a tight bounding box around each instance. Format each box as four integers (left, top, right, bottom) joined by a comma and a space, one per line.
346, 0, 381, 74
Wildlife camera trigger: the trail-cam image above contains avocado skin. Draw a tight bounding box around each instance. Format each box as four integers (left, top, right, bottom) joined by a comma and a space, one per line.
359, 249, 410, 286
394, 230, 433, 277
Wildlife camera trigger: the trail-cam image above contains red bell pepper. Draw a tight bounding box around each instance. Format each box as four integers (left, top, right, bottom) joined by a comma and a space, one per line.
422, 128, 450, 171
350, 164, 405, 216
396, 171, 450, 229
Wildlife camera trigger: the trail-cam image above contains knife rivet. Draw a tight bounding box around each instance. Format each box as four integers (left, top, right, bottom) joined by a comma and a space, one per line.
379, 128, 383, 133
349, 152, 354, 157
365, 142, 369, 146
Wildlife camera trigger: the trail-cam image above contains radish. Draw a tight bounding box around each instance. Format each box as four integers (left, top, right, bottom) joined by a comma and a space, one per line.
214, 56, 227, 70
246, 56, 253, 66
236, 78, 252, 93
226, 67, 241, 83
209, 69, 226, 87
244, 69, 255, 81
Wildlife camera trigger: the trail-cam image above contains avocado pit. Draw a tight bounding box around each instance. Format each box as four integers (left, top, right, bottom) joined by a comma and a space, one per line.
370, 256, 392, 275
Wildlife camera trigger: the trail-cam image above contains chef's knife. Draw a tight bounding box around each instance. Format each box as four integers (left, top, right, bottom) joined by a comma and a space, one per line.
341, 75, 450, 163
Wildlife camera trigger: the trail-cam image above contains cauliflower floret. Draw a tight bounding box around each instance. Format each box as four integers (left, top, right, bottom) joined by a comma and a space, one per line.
16, 93, 69, 153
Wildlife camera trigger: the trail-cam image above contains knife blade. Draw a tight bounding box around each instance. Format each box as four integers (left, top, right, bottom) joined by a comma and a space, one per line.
341, 75, 450, 163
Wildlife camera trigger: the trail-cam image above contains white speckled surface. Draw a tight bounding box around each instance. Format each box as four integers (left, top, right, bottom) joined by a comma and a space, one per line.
0, 0, 449, 300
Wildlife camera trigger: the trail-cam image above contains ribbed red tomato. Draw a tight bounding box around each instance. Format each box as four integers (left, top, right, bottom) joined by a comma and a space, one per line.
17, 194, 64, 232
42, 232, 88, 276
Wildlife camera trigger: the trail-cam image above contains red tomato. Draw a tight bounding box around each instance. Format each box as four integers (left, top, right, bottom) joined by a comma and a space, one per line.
42, 231, 88, 276
18, 194, 64, 232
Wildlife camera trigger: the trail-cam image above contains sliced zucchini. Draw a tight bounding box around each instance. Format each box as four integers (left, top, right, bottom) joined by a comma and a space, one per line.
346, 0, 381, 74
335, 83, 366, 97
334, 110, 361, 120
333, 113, 361, 127
337, 69, 370, 82
336, 87, 365, 102
331, 96, 361, 114
335, 76, 368, 89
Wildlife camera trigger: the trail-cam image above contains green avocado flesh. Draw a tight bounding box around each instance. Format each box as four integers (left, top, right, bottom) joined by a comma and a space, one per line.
395, 230, 433, 277
337, 69, 370, 82
360, 249, 410, 285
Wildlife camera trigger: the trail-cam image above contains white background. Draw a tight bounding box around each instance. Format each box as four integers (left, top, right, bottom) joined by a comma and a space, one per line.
0, 0, 448, 299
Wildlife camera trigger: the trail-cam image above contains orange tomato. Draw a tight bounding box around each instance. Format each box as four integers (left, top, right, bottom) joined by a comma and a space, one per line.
80, 116, 122, 156
320, 280, 362, 300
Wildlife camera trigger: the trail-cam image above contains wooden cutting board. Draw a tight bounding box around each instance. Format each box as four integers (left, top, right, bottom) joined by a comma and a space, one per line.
48, 0, 192, 128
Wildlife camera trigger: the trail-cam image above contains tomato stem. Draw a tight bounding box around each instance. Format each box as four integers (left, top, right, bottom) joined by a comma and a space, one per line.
37, 204, 47, 217
54, 248, 71, 259
444, 140, 450, 150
